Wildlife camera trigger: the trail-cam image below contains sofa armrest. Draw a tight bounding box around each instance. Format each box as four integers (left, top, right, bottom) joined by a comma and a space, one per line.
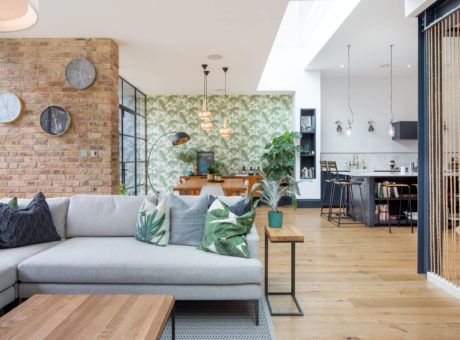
246, 223, 260, 259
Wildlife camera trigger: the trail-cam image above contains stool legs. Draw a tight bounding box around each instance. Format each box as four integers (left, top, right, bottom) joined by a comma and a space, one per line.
320, 181, 330, 216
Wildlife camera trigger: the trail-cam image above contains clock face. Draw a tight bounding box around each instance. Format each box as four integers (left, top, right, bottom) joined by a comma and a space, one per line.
40, 106, 71, 136
0, 92, 23, 123
65, 58, 96, 89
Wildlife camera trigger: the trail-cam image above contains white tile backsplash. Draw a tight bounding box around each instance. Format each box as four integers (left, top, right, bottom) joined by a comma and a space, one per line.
320, 152, 418, 171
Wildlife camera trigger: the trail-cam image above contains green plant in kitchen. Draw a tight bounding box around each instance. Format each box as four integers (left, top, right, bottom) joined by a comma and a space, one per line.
251, 171, 301, 228
261, 131, 304, 181
176, 147, 198, 175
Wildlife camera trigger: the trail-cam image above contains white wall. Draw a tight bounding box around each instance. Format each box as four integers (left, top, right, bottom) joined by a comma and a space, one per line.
321, 75, 418, 154
405, 0, 436, 17
293, 71, 321, 199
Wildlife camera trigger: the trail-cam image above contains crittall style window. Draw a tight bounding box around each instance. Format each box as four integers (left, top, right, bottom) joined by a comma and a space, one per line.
119, 77, 147, 195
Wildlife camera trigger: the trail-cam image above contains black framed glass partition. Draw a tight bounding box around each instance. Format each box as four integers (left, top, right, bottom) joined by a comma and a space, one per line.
119, 77, 147, 195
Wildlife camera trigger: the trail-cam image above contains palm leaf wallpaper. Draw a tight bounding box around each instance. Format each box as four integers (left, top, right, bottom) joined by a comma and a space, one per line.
147, 95, 293, 193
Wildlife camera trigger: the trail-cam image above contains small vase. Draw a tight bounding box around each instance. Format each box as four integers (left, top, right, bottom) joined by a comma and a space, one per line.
207, 174, 214, 181
192, 166, 197, 176
268, 211, 283, 228
216, 175, 222, 181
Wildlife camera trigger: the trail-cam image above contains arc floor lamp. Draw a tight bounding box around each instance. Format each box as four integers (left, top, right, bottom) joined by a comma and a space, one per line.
147, 131, 190, 196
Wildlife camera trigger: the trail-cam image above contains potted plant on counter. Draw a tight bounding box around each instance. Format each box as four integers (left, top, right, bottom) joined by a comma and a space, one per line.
252, 172, 301, 228
177, 147, 197, 176
207, 165, 216, 181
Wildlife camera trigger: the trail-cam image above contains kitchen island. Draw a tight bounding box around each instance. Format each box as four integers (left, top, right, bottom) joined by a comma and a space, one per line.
337, 171, 418, 227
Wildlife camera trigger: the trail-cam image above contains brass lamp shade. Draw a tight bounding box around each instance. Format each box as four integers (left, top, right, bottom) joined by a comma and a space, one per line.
198, 99, 211, 120
171, 132, 190, 145
201, 119, 213, 131
219, 117, 232, 136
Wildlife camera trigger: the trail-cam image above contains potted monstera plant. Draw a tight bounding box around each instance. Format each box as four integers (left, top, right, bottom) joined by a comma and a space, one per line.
252, 172, 301, 228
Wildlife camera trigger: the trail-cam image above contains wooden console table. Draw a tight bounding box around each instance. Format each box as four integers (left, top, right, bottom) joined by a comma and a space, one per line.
178, 175, 262, 196
265, 225, 304, 316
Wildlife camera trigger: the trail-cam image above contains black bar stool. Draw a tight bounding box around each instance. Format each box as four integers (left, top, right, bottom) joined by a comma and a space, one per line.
327, 161, 366, 227
320, 161, 332, 217
377, 183, 413, 234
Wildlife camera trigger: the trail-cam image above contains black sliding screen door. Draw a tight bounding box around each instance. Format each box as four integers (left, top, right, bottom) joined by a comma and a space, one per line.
119, 77, 147, 195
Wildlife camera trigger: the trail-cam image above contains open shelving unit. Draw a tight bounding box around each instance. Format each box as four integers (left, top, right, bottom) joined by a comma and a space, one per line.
300, 108, 316, 179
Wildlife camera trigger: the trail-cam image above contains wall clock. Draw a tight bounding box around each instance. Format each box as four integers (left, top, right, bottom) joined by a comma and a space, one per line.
65, 58, 96, 89
0, 92, 23, 123
40, 106, 71, 136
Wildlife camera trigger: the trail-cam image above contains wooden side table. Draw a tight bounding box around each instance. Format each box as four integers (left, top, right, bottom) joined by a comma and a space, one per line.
265, 225, 304, 316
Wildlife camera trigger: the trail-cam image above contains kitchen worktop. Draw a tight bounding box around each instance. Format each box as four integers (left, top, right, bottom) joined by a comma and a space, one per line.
338, 171, 418, 177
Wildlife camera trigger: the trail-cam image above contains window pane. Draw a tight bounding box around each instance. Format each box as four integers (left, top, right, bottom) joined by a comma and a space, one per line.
136, 91, 146, 116
119, 134, 123, 163
137, 139, 145, 161
119, 78, 122, 106
123, 137, 135, 162
122, 81, 135, 110
124, 162, 135, 189
137, 185, 146, 195
137, 115, 145, 138
123, 111, 135, 136
137, 161, 146, 186
119, 109, 123, 133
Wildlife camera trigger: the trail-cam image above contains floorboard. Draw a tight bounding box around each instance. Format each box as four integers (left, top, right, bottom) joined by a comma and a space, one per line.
255, 206, 460, 340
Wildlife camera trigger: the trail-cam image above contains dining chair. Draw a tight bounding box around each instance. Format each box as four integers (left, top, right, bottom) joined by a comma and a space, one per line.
199, 185, 225, 197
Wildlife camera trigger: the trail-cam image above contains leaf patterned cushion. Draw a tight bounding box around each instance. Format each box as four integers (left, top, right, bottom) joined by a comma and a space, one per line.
207, 195, 251, 216
198, 198, 255, 258
134, 198, 170, 246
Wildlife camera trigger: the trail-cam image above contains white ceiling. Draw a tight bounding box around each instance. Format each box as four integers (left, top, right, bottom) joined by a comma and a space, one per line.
1, 0, 289, 95
307, 0, 418, 77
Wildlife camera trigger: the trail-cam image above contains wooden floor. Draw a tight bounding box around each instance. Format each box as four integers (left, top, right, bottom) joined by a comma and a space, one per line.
255, 206, 460, 340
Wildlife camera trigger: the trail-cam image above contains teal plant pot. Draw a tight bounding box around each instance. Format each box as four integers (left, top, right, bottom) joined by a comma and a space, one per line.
187, 170, 194, 176
268, 211, 283, 228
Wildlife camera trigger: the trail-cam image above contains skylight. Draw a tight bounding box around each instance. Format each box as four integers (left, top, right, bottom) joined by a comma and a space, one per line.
257, 0, 361, 92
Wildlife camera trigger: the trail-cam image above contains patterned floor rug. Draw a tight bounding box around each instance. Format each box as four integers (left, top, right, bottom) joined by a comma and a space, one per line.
160, 299, 277, 340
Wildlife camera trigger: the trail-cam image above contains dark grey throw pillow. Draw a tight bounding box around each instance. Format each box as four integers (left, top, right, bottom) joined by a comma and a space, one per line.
0, 192, 61, 248
208, 196, 251, 216
168, 194, 208, 246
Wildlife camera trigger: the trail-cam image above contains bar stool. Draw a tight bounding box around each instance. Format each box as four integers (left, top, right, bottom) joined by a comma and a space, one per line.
377, 183, 413, 234
320, 161, 332, 217
327, 161, 366, 227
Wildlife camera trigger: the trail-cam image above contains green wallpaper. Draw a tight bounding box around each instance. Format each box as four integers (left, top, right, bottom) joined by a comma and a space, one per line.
147, 95, 293, 193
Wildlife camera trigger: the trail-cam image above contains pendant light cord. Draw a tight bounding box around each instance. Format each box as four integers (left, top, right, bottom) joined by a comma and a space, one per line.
390, 44, 394, 123
347, 44, 354, 125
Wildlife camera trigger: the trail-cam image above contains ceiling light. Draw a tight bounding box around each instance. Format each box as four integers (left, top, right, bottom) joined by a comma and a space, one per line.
407, 64, 412, 68
219, 67, 231, 137
388, 44, 396, 137
207, 54, 223, 60
198, 65, 212, 122
201, 119, 213, 131
340, 64, 345, 68
0, 0, 39, 32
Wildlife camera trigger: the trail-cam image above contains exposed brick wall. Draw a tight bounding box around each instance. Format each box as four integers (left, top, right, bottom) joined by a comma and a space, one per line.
0, 38, 120, 198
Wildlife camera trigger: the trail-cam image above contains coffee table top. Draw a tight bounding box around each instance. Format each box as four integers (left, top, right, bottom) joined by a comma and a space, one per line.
0, 294, 174, 340
265, 225, 304, 242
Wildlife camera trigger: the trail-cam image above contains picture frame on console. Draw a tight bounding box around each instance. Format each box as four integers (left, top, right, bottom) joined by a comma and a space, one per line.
197, 151, 214, 175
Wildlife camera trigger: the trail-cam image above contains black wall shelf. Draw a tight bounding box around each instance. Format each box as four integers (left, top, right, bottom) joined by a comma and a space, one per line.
300, 109, 316, 179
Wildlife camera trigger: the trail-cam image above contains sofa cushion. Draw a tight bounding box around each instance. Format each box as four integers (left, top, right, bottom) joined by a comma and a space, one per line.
0, 193, 61, 248
66, 195, 156, 237
0, 197, 69, 238
0, 241, 60, 291
168, 194, 208, 246
18, 237, 263, 285
135, 198, 170, 246
208, 195, 251, 216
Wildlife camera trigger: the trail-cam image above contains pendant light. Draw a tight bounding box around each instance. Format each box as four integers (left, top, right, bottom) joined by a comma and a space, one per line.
0, 0, 39, 32
345, 44, 354, 138
388, 44, 396, 137
199, 64, 211, 121
219, 67, 232, 136
201, 119, 213, 131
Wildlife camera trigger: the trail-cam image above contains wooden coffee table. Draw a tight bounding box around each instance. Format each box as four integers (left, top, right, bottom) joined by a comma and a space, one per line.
0, 294, 175, 340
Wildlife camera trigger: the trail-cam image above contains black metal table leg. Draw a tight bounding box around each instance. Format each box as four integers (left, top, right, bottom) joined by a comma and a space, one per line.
265, 239, 304, 316
171, 303, 175, 340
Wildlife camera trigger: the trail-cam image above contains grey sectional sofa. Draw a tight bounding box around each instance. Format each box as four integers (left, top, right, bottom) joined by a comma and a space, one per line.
0, 194, 263, 318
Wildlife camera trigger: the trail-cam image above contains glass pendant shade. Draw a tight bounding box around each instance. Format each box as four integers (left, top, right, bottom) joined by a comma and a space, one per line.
345, 126, 352, 137
201, 119, 213, 131
219, 116, 232, 136
198, 98, 211, 120
0, 0, 39, 32
388, 123, 395, 137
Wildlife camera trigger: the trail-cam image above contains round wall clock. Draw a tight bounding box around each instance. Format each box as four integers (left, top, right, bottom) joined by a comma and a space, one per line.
40, 106, 71, 136
65, 58, 96, 89
0, 92, 23, 123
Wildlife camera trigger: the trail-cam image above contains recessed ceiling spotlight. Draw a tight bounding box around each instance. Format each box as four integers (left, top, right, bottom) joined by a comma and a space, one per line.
407, 64, 412, 68
340, 64, 345, 68
207, 54, 223, 60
